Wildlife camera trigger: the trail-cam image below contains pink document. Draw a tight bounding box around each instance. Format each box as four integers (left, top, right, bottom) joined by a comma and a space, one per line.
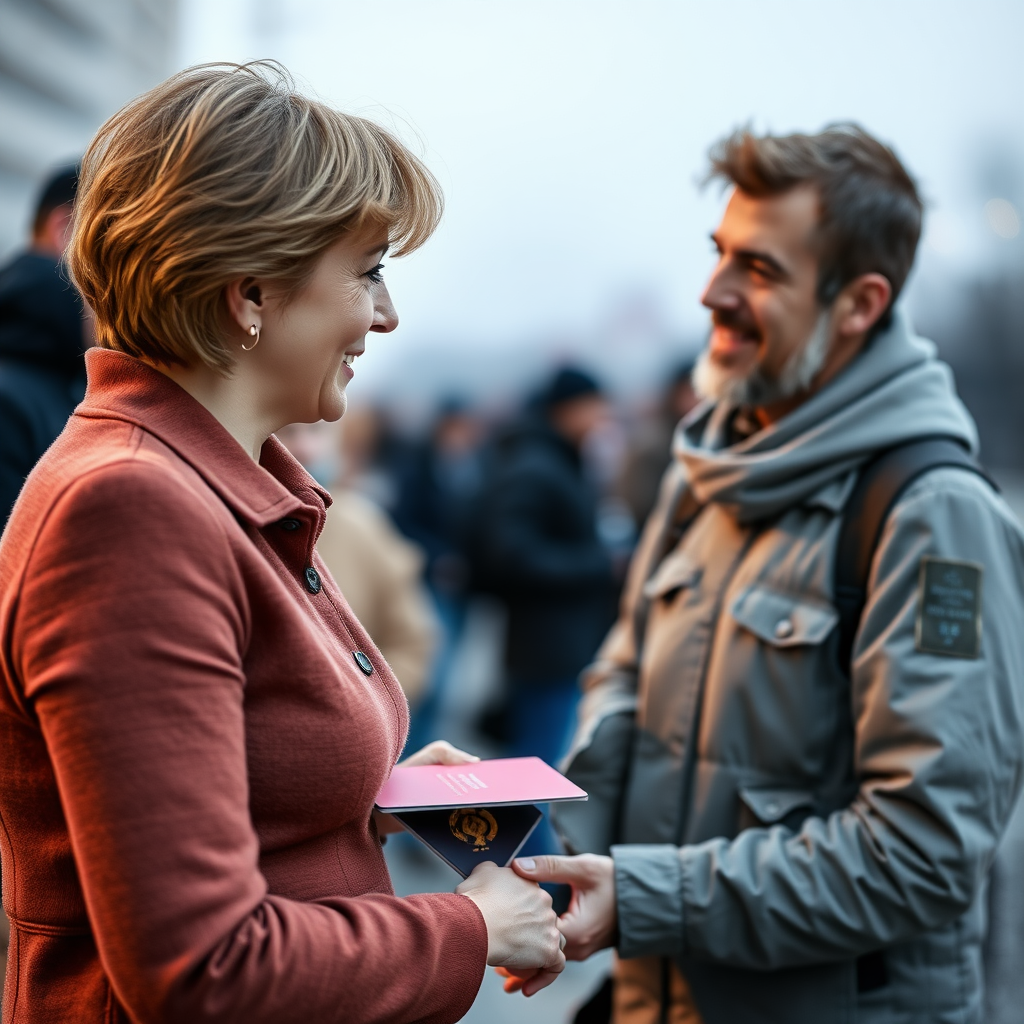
375, 755, 588, 813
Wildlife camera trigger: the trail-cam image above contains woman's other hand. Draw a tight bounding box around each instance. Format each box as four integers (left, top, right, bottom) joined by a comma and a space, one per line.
457, 861, 565, 996
398, 739, 479, 768
374, 740, 480, 836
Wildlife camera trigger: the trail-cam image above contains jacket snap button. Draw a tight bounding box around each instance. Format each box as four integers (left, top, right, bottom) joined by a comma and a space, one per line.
304, 566, 322, 594
774, 618, 794, 639
353, 651, 374, 676
765, 800, 781, 816
279, 518, 301, 531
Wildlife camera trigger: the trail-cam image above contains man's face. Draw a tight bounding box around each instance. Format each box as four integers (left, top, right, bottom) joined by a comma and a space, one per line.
550, 394, 610, 448
696, 184, 829, 408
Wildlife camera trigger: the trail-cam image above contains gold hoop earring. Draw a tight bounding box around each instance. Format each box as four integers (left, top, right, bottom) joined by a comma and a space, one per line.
241, 324, 260, 351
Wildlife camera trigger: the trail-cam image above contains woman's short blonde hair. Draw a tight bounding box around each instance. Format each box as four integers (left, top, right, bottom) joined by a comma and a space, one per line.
69, 62, 443, 372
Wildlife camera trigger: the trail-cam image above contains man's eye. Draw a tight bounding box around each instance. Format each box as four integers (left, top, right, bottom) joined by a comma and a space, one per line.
365, 263, 385, 283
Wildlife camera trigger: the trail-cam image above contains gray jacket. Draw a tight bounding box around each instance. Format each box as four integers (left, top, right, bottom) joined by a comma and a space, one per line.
554, 313, 1024, 1024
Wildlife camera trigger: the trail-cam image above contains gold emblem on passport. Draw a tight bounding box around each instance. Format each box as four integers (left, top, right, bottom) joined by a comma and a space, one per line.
449, 808, 498, 851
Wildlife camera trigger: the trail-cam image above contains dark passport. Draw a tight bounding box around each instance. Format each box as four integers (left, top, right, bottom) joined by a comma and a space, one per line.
394, 803, 543, 878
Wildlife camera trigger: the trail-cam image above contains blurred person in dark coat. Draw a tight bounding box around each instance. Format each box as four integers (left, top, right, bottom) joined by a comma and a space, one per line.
476, 367, 619, 767
0, 166, 90, 527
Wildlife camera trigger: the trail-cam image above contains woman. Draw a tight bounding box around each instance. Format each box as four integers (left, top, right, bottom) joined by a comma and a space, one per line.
0, 63, 563, 1023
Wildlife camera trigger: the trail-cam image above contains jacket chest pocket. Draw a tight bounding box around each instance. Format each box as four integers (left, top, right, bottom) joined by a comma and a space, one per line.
730, 583, 838, 648
722, 583, 843, 777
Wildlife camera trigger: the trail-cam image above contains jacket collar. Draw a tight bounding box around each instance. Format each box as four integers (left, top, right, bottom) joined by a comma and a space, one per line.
76, 348, 332, 529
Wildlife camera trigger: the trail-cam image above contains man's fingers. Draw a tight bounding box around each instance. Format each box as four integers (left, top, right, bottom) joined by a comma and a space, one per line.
521, 964, 564, 997
513, 853, 592, 885
495, 966, 534, 994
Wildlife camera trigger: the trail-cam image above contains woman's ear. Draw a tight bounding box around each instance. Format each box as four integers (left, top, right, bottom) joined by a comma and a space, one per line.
223, 277, 264, 336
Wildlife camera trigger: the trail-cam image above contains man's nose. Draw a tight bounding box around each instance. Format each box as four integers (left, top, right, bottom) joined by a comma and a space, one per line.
700, 261, 741, 312
371, 285, 399, 333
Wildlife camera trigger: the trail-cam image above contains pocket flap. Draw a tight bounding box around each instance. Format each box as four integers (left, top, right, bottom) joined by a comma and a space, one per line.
730, 584, 838, 647
739, 786, 815, 824
643, 549, 702, 600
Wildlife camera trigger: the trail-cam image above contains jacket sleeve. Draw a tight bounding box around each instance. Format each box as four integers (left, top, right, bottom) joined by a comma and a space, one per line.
14, 461, 486, 1024
612, 468, 1024, 968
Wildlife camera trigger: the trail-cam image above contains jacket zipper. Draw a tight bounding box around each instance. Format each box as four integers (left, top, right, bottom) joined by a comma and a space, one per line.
659, 522, 763, 1024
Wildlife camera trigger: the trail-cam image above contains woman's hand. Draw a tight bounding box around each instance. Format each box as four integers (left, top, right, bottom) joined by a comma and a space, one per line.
457, 861, 566, 996
374, 740, 480, 836
494, 853, 617, 995
397, 739, 480, 769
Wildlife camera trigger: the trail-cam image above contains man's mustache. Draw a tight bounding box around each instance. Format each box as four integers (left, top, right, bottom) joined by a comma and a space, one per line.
710, 307, 759, 334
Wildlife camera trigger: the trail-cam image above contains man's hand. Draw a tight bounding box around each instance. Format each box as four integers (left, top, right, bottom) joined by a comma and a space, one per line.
495, 853, 617, 995
374, 740, 480, 836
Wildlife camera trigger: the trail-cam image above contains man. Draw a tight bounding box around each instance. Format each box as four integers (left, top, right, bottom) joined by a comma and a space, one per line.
475, 366, 619, 770
0, 165, 89, 527
511, 126, 1024, 1023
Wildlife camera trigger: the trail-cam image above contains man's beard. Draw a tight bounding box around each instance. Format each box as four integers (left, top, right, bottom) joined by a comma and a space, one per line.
693, 309, 833, 408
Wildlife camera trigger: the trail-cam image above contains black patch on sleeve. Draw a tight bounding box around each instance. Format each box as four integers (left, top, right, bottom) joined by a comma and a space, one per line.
915, 557, 983, 659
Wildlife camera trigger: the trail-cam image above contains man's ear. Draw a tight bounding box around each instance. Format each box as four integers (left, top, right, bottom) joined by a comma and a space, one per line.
836, 273, 892, 338
223, 277, 264, 336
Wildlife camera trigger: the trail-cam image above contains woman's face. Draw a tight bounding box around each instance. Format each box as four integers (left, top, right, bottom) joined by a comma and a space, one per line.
257, 228, 397, 425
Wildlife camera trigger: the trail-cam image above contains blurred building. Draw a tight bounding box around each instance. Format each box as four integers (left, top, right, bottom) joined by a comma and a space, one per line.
0, 0, 179, 258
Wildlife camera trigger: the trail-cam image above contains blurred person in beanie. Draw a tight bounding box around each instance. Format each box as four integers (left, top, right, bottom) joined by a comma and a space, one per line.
0, 165, 91, 527
505, 125, 1024, 1024
476, 366, 619, 769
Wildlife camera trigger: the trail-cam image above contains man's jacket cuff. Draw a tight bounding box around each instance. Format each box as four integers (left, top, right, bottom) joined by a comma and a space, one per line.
611, 844, 685, 959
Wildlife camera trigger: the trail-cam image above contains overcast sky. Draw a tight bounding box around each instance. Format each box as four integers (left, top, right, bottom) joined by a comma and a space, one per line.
179, 0, 1024, 402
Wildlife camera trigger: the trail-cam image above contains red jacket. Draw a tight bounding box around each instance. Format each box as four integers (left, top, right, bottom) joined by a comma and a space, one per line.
0, 349, 486, 1023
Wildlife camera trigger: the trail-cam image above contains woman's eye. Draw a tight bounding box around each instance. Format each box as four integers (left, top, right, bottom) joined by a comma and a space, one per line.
365, 263, 385, 283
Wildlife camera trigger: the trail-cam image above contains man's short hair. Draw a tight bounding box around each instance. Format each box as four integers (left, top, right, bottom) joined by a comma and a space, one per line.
708, 124, 923, 328
32, 165, 79, 237
68, 61, 443, 372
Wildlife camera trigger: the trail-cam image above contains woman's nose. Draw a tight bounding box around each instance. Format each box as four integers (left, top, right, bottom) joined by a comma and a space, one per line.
371, 286, 399, 333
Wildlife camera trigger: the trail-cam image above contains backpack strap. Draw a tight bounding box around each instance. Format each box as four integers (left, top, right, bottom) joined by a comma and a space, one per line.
833, 437, 994, 676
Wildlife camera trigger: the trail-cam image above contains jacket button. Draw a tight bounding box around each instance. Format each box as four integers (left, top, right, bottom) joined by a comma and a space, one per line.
304, 566, 322, 594
774, 618, 794, 639
353, 651, 374, 676
764, 800, 781, 816
278, 518, 301, 531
